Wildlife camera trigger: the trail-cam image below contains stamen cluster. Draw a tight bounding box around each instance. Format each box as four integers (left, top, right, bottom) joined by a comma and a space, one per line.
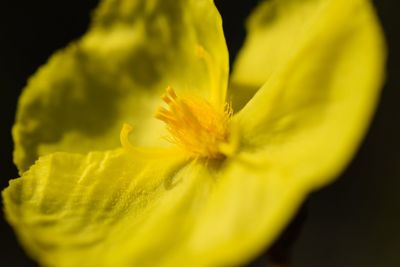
155, 86, 231, 159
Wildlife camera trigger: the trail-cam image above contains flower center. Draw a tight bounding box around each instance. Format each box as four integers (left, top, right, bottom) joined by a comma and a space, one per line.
155, 86, 232, 159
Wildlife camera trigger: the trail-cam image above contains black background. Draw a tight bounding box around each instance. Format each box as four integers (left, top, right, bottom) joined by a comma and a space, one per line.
1, 1, 399, 266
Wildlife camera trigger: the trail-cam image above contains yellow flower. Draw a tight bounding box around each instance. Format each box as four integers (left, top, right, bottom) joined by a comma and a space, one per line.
3, 0, 385, 266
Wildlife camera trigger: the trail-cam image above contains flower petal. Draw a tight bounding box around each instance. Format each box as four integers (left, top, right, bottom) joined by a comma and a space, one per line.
13, 0, 228, 173
189, 159, 307, 267
230, 0, 366, 110
232, 0, 326, 85
4, 149, 307, 267
235, 0, 386, 188
4, 150, 188, 267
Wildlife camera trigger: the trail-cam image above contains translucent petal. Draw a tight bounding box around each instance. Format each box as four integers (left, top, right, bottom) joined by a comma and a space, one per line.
4, 150, 187, 267
230, 0, 337, 110
235, 0, 386, 189
183, 158, 308, 266
13, 0, 228, 173
3, 149, 307, 267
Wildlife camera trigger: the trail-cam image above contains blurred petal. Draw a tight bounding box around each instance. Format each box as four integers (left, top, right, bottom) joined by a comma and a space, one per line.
184, 158, 308, 267
231, 0, 352, 110
13, 0, 228, 173
235, 0, 386, 188
232, 0, 325, 85
4, 149, 308, 267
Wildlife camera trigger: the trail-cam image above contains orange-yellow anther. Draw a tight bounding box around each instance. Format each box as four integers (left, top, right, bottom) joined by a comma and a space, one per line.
155, 86, 232, 159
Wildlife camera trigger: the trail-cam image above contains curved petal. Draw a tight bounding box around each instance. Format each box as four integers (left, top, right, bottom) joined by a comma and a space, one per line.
4, 149, 308, 267
4, 150, 188, 267
230, 0, 340, 110
13, 0, 228, 173
184, 158, 308, 267
235, 0, 386, 188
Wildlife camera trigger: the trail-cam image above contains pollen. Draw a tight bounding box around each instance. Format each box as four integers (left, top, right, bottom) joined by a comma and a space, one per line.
155, 86, 232, 159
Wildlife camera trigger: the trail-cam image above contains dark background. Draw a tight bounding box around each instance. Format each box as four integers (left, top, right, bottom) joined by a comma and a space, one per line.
1, 1, 399, 266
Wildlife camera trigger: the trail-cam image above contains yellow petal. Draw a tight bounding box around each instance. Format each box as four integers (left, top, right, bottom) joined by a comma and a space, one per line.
230, 0, 357, 110
232, 0, 325, 85
4, 150, 187, 267
13, 0, 228, 173
235, 0, 386, 189
185, 159, 308, 266
3, 149, 307, 267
